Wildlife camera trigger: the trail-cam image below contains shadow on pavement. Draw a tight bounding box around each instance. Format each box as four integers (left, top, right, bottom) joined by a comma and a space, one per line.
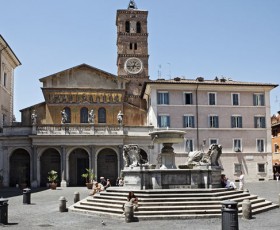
0, 187, 48, 198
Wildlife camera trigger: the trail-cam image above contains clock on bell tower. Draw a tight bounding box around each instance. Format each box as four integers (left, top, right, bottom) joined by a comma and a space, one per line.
116, 0, 149, 97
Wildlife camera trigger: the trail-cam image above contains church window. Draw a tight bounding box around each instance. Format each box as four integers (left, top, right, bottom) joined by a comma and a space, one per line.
125, 21, 130, 33
134, 43, 137, 50
98, 108, 106, 123
64, 107, 71, 123
130, 43, 133, 50
136, 22, 141, 33
80, 107, 88, 123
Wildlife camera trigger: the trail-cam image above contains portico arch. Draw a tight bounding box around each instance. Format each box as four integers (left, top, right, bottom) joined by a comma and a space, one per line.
68, 148, 89, 186
9, 148, 30, 187
40, 148, 61, 187
97, 148, 118, 185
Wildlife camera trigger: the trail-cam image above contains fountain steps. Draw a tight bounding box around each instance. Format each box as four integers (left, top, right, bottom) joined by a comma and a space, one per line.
68, 188, 278, 220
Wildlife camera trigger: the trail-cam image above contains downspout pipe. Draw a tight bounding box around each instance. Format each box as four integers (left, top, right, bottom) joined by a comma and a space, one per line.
196, 83, 199, 150
0, 45, 8, 83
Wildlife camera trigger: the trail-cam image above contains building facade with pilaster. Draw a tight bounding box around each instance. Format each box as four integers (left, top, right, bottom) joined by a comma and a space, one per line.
142, 78, 277, 182
0, 35, 21, 131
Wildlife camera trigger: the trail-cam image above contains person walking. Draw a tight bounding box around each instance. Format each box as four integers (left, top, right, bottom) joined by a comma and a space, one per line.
239, 171, 245, 190
275, 172, 279, 181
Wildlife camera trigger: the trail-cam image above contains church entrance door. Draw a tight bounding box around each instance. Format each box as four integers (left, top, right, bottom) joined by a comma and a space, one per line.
97, 148, 118, 185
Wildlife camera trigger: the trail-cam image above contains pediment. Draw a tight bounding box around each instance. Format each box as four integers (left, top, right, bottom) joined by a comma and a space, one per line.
39, 64, 119, 89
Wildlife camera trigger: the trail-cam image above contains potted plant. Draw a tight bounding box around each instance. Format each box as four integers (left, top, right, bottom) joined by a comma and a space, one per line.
81, 168, 95, 189
47, 170, 58, 190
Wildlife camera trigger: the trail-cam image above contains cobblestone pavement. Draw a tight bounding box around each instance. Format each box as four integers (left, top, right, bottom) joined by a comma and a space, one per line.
0, 181, 280, 230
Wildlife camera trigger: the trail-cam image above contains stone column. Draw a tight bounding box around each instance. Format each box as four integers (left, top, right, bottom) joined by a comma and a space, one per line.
2, 146, 8, 187
90, 146, 96, 180
60, 146, 67, 187
118, 145, 124, 171
31, 146, 38, 187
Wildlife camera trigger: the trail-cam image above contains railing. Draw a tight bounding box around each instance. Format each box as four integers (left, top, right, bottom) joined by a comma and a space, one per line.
36, 124, 123, 135
1, 124, 154, 136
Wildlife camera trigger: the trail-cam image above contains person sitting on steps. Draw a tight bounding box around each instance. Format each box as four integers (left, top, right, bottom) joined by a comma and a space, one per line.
123, 191, 138, 212
104, 179, 111, 190
89, 182, 103, 196
221, 174, 237, 189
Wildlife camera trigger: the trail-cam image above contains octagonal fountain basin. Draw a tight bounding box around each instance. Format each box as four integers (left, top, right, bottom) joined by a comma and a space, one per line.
149, 130, 186, 144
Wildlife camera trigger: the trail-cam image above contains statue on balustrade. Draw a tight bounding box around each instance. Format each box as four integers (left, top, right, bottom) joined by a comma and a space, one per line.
61, 109, 68, 124
117, 110, 124, 125
31, 110, 37, 125
88, 109, 95, 124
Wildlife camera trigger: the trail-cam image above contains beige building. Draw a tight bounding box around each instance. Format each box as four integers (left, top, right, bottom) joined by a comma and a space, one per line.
142, 77, 278, 181
0, 35, 21, 131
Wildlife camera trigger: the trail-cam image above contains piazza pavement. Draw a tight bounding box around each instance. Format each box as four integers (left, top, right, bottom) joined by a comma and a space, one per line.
0, 180, 280, 230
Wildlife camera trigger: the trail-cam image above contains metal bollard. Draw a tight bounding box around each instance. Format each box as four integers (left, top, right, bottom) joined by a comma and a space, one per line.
74, 192, 80, 203
59, 196, 67, 212
23, 188, 31, 204
124, 202, 134, 223
221, 200, 239, 230
0, 198, 8, 225
242, 199, 252, 219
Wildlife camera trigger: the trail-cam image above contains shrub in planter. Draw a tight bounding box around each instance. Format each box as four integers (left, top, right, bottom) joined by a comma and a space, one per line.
81, 168, 95, 189
47, 170, 58, 190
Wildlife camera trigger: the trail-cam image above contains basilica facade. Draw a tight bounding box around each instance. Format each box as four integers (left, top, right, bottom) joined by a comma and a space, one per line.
0, 1, 153, 187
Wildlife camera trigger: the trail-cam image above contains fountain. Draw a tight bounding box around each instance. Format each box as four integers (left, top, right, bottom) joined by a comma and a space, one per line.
69, 130, 279, 219
121, 129, 223, 190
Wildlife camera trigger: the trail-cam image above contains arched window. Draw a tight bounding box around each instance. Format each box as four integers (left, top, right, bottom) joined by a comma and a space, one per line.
125, 21, 130, 33
134, 43, 137, 50
64, 107, 71, 123
98, 108, 106, 123
80, 107, 88, 123
136, 22, 141, 33
130, 43, 133, 50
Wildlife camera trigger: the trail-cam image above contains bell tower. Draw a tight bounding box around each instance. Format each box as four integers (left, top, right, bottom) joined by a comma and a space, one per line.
116, 0, 149, 103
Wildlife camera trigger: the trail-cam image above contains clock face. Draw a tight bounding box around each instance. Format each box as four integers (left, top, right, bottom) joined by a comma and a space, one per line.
124, 58, 143, 74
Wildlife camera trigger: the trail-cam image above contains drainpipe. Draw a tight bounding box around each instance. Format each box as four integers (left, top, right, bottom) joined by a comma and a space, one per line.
0, 45, 8, 80
195, 83, 199, 150
0, 45, 8, 128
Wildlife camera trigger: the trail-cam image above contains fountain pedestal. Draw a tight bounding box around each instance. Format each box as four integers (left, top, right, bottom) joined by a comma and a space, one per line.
122, 167, 222, 190
150, 130, 186, 169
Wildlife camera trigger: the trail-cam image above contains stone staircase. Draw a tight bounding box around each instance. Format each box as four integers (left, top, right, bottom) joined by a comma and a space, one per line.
68, 187, 278, 220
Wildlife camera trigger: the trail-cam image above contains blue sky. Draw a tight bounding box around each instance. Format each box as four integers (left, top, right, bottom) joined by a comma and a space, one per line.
1, 0, 280, 121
